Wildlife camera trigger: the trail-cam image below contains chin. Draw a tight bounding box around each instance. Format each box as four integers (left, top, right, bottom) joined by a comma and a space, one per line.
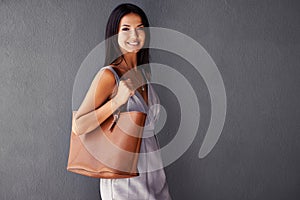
122, 48, 141, 54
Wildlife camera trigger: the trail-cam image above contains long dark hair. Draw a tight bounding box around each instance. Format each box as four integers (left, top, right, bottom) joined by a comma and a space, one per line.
104, 3, 151, 77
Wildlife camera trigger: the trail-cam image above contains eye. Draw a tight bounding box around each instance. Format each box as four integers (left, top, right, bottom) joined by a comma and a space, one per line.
122, 28, 130, 31
137, 27, 144, 31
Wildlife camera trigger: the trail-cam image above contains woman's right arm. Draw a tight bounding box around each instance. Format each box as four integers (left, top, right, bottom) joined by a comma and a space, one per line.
72, 68, 133, 136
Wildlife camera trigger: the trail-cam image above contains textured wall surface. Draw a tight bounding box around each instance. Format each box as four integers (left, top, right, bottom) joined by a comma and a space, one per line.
144, 0, 300, 199
0, 0, 300, 200
0, 0, 146, 199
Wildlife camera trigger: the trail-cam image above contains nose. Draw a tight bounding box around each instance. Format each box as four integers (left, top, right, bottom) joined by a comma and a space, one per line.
130, 29, 138, 38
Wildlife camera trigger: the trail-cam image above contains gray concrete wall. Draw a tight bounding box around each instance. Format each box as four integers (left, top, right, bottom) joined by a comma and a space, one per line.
145, 1, 300, 199
1, 0, 299, 199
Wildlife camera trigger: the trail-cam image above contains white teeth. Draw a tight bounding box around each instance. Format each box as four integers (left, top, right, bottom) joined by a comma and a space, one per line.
128, 42, 139, 45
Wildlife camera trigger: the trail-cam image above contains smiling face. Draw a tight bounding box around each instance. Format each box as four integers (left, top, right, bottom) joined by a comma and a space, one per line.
117, 13, 146, 54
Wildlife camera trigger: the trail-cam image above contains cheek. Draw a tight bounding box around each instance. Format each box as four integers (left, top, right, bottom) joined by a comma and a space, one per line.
139, 31, 146, 39
118, 35, 126, 47
140, 33, 146, 45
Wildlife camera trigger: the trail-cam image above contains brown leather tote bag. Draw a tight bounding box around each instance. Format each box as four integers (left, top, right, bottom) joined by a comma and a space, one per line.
67, 109, 147, 179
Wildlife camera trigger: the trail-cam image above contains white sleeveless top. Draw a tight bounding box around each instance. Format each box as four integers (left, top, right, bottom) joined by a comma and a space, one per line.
99, 66, 172, 200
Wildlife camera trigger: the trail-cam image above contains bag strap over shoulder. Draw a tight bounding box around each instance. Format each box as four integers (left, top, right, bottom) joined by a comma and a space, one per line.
101, 65, 120, 86
100, 66, 124, 117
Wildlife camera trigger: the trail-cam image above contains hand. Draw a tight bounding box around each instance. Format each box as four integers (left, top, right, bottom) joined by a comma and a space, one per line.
122, 69, 146, 91
113, 79, 135, 106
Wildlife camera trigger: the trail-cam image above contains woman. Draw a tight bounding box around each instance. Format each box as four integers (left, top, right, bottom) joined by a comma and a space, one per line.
73, 3, 172, 200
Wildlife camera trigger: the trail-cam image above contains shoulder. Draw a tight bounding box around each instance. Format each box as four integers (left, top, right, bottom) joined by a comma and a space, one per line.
94, 66, 117, 86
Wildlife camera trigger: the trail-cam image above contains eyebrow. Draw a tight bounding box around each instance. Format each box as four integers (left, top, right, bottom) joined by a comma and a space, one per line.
121, 23, 144, 27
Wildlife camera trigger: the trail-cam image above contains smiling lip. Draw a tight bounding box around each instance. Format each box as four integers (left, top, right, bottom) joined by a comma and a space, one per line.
127, 41, 140, 46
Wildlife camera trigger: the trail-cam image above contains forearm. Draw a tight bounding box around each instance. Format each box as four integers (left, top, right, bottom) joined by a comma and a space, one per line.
73, 97, 122, 135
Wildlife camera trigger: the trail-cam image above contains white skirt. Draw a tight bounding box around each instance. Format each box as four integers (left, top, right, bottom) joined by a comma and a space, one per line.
99, 136, 172, 200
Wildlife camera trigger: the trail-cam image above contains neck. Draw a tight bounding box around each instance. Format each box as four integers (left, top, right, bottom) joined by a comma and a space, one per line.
121, 52, 138, 71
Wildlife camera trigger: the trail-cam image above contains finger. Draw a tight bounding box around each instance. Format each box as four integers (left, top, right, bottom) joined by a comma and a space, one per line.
124, 78, 132, 84
130, 90, 135, 96
125, 82, 135, 90
119, 80, 126, 86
